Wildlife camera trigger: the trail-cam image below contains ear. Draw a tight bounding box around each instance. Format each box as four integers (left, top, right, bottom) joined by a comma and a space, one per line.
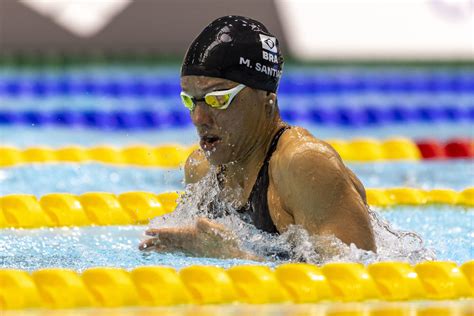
264, 92, 277, 116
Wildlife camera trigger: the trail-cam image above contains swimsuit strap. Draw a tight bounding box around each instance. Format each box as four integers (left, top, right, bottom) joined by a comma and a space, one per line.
263, 125, 290, 165
242, 125, 291, 234
210, 125, 290, 234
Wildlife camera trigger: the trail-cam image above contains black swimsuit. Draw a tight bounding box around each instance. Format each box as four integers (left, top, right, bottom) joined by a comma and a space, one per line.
235, 126, 290, 233
212, 126, 290, 233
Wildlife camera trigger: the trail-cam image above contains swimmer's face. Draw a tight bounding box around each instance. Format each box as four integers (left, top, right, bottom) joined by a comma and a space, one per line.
181, 76, 269, 165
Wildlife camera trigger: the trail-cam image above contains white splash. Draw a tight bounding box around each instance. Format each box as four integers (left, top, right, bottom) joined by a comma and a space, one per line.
150, 167, 435, 264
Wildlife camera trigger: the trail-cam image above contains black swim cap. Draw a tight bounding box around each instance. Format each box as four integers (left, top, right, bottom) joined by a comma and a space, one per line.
181, 16, 284, 93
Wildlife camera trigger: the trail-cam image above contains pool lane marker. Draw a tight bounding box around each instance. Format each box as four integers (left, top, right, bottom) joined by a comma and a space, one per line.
1, 71, 473, 96
0, 143, 198, 168
0, 188, 472, 229
0, 138, 420, 168
416, 138, 474, 159
1, 105, 473, 129
1, 139, 472, 168
0, 261, 472, 309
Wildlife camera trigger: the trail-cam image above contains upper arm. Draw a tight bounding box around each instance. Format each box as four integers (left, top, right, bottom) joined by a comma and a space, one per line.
276, 141, 349, 223
271, 139, 375, 251
184, 149, 210, 184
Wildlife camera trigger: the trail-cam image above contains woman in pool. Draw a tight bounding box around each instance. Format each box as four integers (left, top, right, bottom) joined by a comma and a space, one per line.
139, 15, 376, 259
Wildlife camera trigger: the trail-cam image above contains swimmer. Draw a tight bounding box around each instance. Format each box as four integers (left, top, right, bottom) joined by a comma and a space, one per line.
139, 16, 376, 259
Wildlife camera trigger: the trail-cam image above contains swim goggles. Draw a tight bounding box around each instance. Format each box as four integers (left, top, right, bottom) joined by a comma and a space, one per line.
180, 84, 246, 111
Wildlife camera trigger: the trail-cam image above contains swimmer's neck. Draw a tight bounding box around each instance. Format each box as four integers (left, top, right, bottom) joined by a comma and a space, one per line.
220, 118, 286, 190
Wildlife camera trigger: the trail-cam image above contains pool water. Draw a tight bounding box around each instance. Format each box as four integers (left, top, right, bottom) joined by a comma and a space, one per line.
0, 160, 472, 196
0, 156, 472, 269
0, 206, 472, 272
0, 65, 473, 272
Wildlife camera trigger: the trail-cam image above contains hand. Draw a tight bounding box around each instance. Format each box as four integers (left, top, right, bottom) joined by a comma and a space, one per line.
139, 217, 261, 260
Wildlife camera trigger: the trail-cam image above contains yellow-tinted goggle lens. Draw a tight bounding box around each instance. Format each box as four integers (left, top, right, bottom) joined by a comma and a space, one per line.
204, 94, 230, 108
180, 94, 195, 110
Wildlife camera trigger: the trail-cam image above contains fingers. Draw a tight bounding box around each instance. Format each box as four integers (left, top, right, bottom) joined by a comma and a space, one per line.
151, 227, 196, 242
145, 226, 190, 236
138, 238, 166, 251
144, 228, 161, 236
145, 218, 218, 237
138, 238, 154, 251
140, 219, 230, 255
139, 226, 197, 253
146, 220, 214, 238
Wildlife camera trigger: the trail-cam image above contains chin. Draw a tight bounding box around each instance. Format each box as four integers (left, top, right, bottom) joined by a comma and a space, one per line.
203, 149, 235, 166
205, 154, 231, 166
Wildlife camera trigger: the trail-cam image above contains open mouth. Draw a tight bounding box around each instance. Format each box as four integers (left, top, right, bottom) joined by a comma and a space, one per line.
200, 135, 221, 149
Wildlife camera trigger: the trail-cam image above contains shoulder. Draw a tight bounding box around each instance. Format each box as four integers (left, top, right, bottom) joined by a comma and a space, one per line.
184, 148, 210, 184
271, 126, 345, 178
268, 126, 365, 218
269, 126, 351, 209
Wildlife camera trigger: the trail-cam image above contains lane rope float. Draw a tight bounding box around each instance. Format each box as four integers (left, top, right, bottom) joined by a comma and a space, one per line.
1, 261, 472, 309
0, 105, 473, 129
416, 138, 474, 159
0, 187, 472, 229
1, 71, 473, 97
0, 143, 197, 168
1, 139, 471, 168
0, 138, 425, 168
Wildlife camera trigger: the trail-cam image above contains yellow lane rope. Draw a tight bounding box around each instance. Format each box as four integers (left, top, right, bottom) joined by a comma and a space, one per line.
0, 188, 472, 229
0, 138, 421, 167
1, 261, 473, 309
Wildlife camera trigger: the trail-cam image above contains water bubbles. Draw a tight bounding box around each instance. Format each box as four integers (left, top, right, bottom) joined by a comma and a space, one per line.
366, 208, 435, 264
150, 166, 436, 265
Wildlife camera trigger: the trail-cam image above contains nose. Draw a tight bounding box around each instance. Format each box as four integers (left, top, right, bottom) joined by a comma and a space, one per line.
191, 102, 214, 127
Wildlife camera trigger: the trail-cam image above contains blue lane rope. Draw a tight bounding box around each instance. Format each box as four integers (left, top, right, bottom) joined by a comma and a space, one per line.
1, 106, 472, 130
1, 74, 473, 96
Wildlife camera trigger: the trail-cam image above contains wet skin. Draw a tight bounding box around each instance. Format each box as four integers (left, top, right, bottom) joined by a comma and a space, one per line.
139, 76, 376, 259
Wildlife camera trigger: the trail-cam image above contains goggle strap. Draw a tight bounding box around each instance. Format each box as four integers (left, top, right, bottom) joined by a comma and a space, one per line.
205, 84, 246, 97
